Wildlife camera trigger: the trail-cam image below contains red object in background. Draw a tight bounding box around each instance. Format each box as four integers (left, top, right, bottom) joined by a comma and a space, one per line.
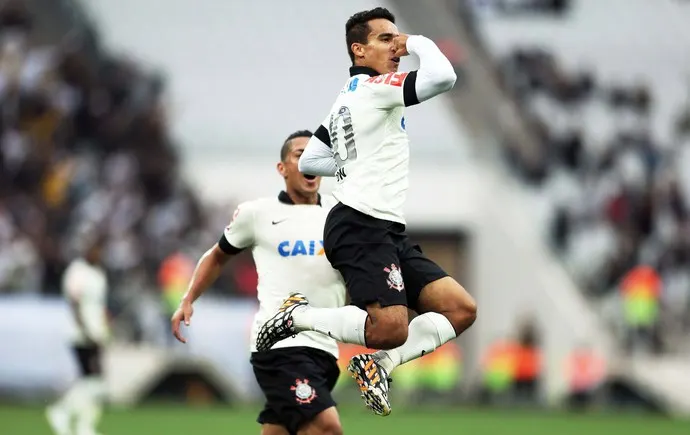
515, 346, 542, 382
566, 349, 607, 393
436, 38, 465, 66
233, 258, 258, 297
158, 252, 194, 289
620, 265, 662, 298
605, 193, 628, 224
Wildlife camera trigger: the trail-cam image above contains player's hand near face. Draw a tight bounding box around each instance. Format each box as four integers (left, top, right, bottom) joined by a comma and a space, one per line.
392, 34, 410, 58
171, 300, 194, 343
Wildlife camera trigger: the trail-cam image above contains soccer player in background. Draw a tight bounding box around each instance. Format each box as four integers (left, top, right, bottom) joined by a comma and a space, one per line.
171, 130, 347, 435
256, 8, 477, 417
46, 237, 110, 435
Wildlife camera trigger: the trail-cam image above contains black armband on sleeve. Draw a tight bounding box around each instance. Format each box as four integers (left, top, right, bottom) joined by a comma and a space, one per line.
218, 234, 244, 255
314, 125, 332, 148
403, 70, 420, 107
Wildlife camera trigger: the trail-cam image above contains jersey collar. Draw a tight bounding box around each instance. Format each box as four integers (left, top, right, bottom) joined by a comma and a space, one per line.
278, 191, 322, 206
349, 66, 380, 77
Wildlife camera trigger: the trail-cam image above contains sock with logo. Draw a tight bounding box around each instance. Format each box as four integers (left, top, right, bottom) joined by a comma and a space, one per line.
373, 312, 457, 375
292, 305, 368, 346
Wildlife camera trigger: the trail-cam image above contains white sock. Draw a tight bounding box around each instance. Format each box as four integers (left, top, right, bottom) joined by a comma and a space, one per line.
374, 312, 457, 374
55, 379, 90, 414
74, 377, 105, 435
292, 305, 368, 346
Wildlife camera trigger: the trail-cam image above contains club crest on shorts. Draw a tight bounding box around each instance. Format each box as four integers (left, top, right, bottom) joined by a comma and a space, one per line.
291, 378, 317, 404
384, 264, 404, 291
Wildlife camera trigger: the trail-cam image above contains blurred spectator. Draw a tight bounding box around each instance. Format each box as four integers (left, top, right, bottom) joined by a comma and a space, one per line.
564, 343, 607, 410
619, 265, 662, 354
490, 39, 690, 355
513, 318, 542, 404
0, 2, 250, 345
479, 317, 543, 406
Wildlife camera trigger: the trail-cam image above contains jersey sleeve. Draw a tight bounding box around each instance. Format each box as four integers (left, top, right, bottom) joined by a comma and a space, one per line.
218, 202, 255, 254
366, 35, 457, 110
363, 70, 420, 109
298, 120, 339, 176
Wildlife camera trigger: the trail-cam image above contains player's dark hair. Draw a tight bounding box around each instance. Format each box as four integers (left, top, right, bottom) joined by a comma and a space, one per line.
280, 130, 313, 162
345, 7, 396, 64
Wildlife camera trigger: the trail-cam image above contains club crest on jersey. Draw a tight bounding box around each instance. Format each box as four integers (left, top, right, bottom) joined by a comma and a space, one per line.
384, 264, 404, 291
291, 378, 317, 404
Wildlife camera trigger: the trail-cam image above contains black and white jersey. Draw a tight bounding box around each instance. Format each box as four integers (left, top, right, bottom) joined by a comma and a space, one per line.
62, 258, 110, 345
299, 35, 457, 224
219, 192, 346, 357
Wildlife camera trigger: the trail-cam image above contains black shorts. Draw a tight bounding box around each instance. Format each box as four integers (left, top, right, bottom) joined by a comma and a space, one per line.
324, 202, 448, 311
72, 344, 103, 376
250, 347, 340, 435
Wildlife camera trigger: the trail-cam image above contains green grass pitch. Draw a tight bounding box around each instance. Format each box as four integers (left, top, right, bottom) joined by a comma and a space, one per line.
2, 404, 689, 435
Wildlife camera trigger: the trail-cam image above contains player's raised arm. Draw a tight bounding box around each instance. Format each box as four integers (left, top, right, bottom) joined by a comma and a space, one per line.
402, 34, 457, 104
366, 34, 456, 109
171, 203, 255, 343
298, 124, 338, 177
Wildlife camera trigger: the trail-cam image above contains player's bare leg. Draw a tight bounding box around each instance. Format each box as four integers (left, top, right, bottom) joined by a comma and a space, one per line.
416, 276, 477, 332
261, 423, 290, 435
297, 407, 343, 435
344, 303, 406, 416
348, 279, 475, 415
371, 276, 476, 380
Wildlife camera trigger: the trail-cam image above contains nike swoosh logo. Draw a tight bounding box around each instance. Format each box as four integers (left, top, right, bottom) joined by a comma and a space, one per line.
272, 219, 288, 225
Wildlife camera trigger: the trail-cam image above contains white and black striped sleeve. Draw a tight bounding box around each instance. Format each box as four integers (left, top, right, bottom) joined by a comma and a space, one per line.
298, 123, 338, 177
218, 202, 255, 255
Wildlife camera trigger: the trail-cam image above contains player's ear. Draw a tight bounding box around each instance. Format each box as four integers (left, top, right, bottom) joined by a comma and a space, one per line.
277, 161, 287, 178
351, 42, 366, 59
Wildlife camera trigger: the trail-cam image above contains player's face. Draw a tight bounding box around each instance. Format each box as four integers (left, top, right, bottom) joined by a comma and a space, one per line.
278, 137, 321, 195
359, 19, 400, 74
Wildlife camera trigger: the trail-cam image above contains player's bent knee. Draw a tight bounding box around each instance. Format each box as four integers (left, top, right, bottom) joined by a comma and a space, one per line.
312, 421, 343, 435
364, 304, 409, 349
262, 423, 290, 435
299, 407, 343, 435
419, 277, 478, 334
452, 295, 477, 331
442, 288, 477, 334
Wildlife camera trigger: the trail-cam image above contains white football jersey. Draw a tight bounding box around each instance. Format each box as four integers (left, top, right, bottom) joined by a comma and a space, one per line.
222, 192, 346, 357
316, 67, 416, 224
299, 36, 457, 225
62, 258, 109, 345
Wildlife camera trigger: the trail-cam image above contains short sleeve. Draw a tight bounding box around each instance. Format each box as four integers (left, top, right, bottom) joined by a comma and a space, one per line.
62, 264, 81, 300
219, 202, 255, 254
363, 70, 419, 109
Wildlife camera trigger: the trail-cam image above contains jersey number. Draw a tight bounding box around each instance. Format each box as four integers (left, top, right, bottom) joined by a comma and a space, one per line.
329, 106, 357, 168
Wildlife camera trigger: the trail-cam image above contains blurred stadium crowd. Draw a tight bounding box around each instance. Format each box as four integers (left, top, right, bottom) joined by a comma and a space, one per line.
1, 0, 688, 362
461, 0, 690, 354
0, 1, 259, 338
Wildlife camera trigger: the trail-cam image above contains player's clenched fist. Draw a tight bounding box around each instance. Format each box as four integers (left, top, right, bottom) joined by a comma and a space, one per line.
171, 301, 194, 343
392, 34, 409, 58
